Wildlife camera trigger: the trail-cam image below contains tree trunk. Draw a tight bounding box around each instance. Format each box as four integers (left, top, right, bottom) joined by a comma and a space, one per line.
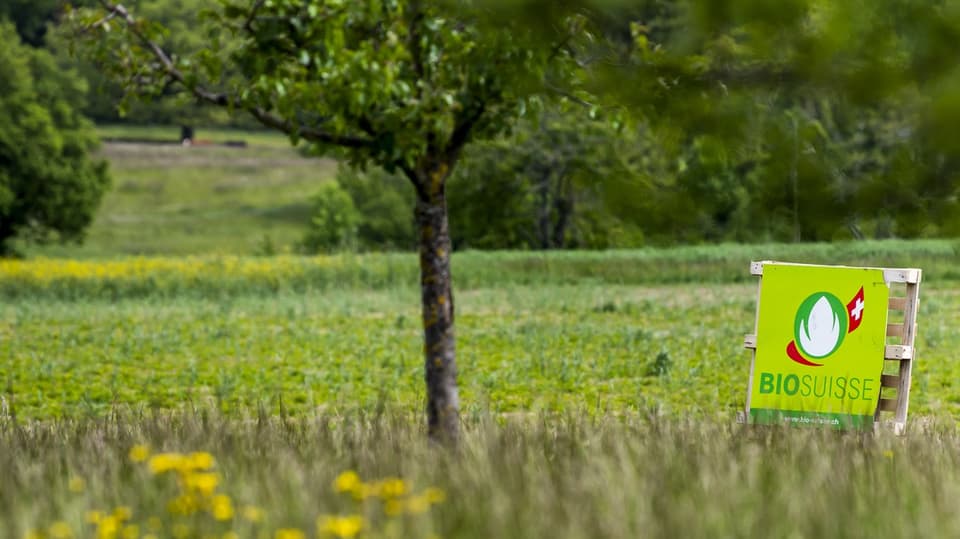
413, 163, 459, 444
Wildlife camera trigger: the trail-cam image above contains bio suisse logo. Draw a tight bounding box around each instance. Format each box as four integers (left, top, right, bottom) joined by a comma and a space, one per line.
786, 286, 865, 367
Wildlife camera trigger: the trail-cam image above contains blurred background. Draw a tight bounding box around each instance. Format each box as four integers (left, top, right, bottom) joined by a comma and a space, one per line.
6, 0, 960, 258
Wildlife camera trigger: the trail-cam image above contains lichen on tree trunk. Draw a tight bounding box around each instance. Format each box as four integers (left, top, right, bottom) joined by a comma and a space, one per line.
413, 164, 459, 444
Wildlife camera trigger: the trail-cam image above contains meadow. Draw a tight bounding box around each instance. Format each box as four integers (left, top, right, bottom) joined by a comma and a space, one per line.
6, 127, 960, 538
3, 242, 960, 538
19, 126, 331, 258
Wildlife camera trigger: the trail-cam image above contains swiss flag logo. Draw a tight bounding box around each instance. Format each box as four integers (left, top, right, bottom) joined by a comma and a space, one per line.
846, 286, 865, 333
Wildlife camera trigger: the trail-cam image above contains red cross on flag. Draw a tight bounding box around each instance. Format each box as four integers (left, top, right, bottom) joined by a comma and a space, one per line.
846, 286, 865, 333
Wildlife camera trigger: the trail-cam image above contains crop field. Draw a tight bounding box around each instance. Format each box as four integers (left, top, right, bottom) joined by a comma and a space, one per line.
3, 242, 960, 537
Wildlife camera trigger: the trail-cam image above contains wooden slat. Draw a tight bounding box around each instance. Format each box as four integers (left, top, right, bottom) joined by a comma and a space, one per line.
885, 345, 912, 360
881, 374, 900, 388
887, 323, 904, 338
878, 399, 898, 412
888, 297, 907, 311
883, 269, 921, 284
744, 272, 764, 416
894, 279, 922, 429
744, 334, 757, 350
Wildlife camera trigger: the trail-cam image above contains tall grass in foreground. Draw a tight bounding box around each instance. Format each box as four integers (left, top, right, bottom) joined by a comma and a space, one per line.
4, 411, 960, 538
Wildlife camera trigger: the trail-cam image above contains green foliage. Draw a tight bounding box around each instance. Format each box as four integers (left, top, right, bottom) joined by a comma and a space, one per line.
334, 165, 415, 250
1, 243, 959, 420
448, 110, 648, 250
0, 0, 71, 46
0, 22, 110, 256
301, 182, 360, 253
71, 0, 571, 178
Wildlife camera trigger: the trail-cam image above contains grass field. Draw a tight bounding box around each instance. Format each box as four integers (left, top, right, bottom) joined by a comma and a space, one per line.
8, 129, 960, 538
19, 126, 333, 258
3, 242, 960, 537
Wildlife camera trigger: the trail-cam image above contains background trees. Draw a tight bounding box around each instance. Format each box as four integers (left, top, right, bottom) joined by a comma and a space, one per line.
0, 21, 110, 256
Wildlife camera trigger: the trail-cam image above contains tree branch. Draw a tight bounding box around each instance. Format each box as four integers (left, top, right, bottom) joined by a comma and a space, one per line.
400, 163, 430, 202
446, 102, 486, 160
408, 0, 426, 85
96, 0, 374, 149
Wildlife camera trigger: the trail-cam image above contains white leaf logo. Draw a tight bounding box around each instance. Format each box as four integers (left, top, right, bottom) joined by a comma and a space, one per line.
792, 292, 848, 362
798, 296, 840, 358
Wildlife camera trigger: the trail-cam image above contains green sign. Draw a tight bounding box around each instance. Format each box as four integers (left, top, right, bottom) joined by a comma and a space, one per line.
749, 263, 890, 429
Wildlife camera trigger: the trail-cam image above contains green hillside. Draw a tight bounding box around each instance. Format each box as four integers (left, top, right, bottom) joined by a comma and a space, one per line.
20, 126, 334, 257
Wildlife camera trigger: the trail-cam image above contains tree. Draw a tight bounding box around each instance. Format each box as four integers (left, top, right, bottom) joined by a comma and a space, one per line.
0, 21, 110, 256
448, 109, 651, 250
72, 0, 577, 442
1, 0, 70, 46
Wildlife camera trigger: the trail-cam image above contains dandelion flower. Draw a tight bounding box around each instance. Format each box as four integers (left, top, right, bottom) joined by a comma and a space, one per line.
211, 494, 234, 521
184, 452, 216, 471
148, 453, 184, 475
275, 529, 306, 539
113, 506, 133, 522
128, 444, 151, 463
333, 470, 361, 493
379, 478, 407, 498
184, 472, 220, 496
318, 515, 364, 538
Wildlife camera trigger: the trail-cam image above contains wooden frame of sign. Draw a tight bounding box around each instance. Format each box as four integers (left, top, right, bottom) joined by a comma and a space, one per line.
740, 261, 922, 434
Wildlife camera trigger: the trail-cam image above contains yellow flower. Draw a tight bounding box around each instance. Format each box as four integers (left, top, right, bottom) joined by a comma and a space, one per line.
211, 494, 234, 521
96, 515, 120, 539
333, 470, 361, 493
128, 444, 151, 463
884, 450, 895, 459
144, 535, 158, 539
423, 487, 446, 504
48, 521, 74, 539
121, 525, 139, 539
242, 505, 266, 523
85, 511, 104, 524
184, 452, 216, 471
167, 494, 201, 516
379, 478, 407, 498
405, 495, 431, 515
223, 533, 240, 539
148, 453, 184, 474
68, 476, 86, 493
275, 529, 306, 539
318, 515, 364, 538
113, 506, 133, 522
23, 530, 43, 539
147, 516, 163, 531
184, 472, 220, 496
